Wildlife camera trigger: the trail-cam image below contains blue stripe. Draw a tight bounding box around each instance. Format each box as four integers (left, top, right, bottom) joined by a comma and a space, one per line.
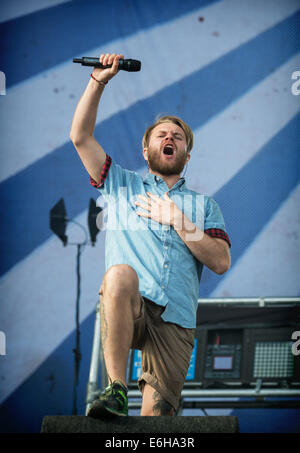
0, 12, 299, 276
0, 0, 219, 88
0, 312, 95, 433
199, 112, 300, 297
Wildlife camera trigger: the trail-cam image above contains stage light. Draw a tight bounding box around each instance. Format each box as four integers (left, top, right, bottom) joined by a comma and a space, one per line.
49, 198, 68, 246
88, 198, 103, 246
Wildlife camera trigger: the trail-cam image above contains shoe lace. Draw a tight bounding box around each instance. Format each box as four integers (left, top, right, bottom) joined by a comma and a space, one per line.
102, 384, 115, 397
102, 381, 127, 400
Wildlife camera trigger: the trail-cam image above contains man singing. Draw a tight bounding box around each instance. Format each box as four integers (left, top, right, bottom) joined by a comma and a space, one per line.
70, 53, 231, 417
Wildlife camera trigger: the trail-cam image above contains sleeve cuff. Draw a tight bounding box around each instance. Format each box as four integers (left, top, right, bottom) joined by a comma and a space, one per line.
90, 154, 112, 188
205, 228, 231, 248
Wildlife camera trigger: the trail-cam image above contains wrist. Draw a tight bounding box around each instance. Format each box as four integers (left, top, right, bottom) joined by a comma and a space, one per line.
174, 213, 204, 242
90, 73, 108, 87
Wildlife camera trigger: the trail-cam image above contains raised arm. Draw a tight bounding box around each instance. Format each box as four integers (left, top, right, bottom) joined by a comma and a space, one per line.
70, 53, 124, 184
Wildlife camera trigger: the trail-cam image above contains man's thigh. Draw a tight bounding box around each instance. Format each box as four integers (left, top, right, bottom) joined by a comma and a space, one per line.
136, 300, 195, 413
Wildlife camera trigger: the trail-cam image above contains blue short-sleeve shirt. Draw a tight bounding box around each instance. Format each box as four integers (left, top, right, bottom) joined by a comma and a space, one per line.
91, 155, 231, 329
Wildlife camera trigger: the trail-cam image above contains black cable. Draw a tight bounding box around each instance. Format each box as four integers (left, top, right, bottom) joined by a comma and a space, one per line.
65, 218, 87, 415
72, 244, 82, 415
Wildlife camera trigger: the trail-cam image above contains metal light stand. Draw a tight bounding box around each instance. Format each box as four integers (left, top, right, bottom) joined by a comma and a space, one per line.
85, 295, 109, 415
50, 198, 102, 415
64, 219, 88, 416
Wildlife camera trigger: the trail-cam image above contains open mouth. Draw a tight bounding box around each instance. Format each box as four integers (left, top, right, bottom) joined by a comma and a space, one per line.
162, 145, 175, 156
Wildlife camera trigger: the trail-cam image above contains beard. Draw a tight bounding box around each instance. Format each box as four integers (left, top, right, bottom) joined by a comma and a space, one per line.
147, 148, 187, 175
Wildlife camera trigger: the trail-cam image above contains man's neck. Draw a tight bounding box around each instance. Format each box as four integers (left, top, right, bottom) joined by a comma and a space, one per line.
148, 169, 182, 190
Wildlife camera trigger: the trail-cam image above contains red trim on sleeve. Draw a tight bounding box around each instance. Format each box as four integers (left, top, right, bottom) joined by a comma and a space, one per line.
90, 154, 112, 188
205, 228, 231, 248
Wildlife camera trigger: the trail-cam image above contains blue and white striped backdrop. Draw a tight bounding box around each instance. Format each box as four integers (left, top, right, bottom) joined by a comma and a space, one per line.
0, 0, 299, 433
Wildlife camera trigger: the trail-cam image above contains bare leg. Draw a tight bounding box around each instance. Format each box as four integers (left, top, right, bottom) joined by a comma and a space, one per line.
99, 264, 142, 388
140, 384, 175, 416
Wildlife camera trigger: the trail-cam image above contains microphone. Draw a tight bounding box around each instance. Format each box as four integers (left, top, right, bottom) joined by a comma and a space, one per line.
73, 57, 141, 72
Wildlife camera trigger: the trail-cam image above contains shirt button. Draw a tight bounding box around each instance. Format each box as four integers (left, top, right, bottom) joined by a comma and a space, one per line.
164, 246, 168, 249
164, 264, 168, 268
161, 285, 165, 289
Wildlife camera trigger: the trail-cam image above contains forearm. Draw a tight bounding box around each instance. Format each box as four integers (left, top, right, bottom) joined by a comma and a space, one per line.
70, 78, 104, 142
173, 213, 230, 274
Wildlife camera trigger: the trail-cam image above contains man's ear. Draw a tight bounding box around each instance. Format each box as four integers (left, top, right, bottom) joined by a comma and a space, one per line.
143, 148, 148, 160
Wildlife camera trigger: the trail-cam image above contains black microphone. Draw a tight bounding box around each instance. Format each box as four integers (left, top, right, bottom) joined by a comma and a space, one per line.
73, 57, 141, 72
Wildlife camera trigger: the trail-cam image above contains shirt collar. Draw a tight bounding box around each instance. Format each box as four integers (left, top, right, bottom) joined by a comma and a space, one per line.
143, 173, 186, 191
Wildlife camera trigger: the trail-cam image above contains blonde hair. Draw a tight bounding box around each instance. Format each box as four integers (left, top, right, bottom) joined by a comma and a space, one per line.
142, 115, 194, 154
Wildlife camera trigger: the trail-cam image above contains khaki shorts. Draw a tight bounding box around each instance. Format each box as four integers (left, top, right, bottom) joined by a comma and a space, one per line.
131, 297, 195, 410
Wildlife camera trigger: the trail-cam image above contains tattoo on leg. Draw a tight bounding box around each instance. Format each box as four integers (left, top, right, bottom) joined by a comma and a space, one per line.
152, 391, 174, 416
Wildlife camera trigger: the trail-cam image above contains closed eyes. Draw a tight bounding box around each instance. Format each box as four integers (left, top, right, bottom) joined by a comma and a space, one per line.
157, 133, 183, 140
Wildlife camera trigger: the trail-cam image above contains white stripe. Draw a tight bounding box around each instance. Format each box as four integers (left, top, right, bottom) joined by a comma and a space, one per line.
188, 54, 300, 196
0, 0, 72, 24
0, 0, 299, 182
0, 55, 299, 403
211, 183, 300, 297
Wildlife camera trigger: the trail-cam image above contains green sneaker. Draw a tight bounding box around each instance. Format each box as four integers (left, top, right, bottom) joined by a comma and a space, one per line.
87, 380, 128, 418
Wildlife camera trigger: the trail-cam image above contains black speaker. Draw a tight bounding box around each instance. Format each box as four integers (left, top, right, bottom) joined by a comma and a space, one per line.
128, 300, 300, 389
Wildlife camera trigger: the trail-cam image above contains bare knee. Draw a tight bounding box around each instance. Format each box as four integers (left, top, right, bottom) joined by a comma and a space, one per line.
100, 264, 139, 298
